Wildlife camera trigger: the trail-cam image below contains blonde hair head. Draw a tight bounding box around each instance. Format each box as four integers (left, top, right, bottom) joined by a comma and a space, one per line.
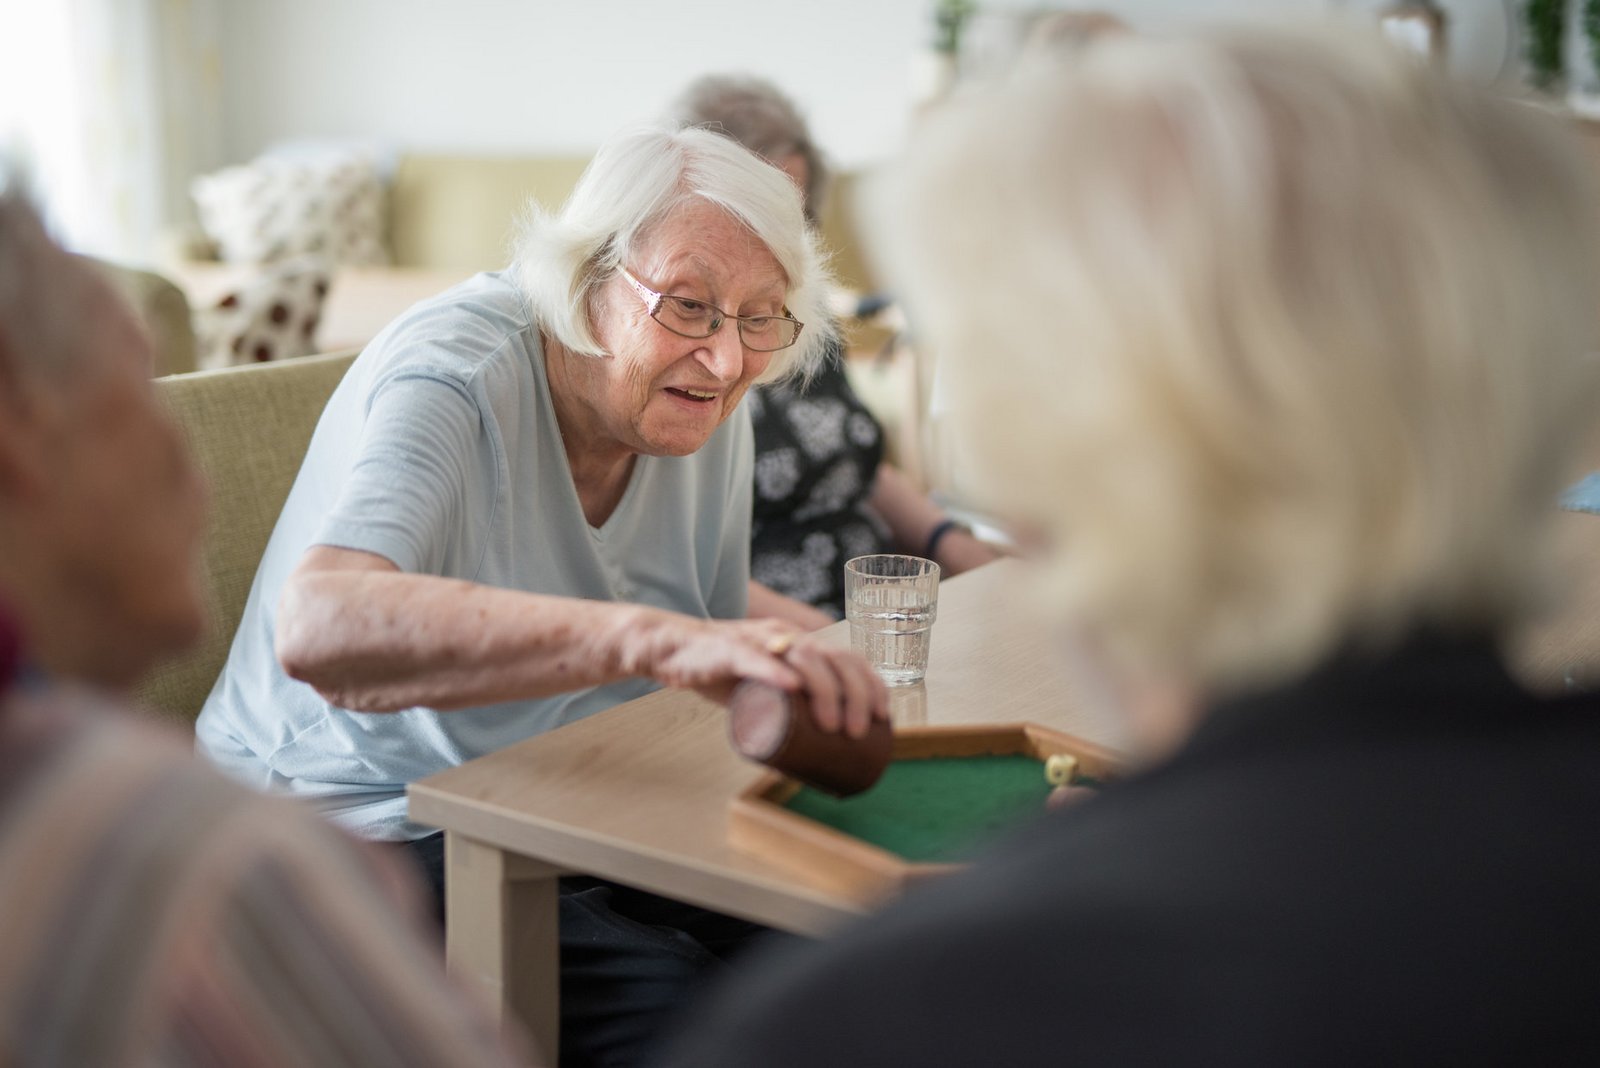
872, 24, 1600, 693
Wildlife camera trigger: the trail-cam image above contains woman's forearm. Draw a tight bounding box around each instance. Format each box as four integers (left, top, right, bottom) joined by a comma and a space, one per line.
747, 580, 836, 631
274, 546, 888, 735
276, 561, 674, 712
868, 463, 999, 576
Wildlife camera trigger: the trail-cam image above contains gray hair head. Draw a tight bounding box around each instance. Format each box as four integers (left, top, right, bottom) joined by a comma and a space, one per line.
514, 123, 835, 384
667, 75, 828, 222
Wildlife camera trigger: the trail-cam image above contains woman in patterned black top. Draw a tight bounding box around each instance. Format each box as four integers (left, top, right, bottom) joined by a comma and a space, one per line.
747, 337, 892, 618
671, 75, 998, 626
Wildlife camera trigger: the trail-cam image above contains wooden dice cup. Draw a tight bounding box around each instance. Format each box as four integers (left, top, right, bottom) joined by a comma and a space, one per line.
727, 680, 893, 797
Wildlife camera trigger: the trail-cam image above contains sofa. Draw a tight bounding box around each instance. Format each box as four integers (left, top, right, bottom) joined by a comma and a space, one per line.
165, 152, 885, 358
381, 153, 880, 292
90, 258, 199, 377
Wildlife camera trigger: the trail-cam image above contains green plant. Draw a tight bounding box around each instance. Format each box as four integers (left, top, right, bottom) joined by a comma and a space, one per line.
1526, 0, 1564, 90
933, 0, 977, 56
1586, 0, 1600, 84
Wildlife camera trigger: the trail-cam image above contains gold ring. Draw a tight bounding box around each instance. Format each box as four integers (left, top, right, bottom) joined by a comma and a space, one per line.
765, 634, 794, 657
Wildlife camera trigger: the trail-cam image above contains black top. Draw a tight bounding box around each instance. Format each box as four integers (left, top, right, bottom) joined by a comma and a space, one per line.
660, 637, 1600, 1066
749, 343, 891, 619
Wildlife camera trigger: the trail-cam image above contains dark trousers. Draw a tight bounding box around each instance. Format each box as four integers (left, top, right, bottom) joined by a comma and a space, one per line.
401, 832, 785, 1068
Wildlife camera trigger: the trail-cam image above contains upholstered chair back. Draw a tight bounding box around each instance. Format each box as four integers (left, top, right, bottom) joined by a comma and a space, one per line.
87, 257, 198, 377
137, 351, 358, 725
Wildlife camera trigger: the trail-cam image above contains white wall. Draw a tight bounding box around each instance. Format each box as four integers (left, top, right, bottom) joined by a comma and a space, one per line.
215, 0, 929, 168
214, 0, 1519, 171
973, 0, 1518, 84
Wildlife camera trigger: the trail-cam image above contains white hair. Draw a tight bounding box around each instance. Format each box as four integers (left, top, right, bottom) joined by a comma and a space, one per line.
870, 23, 1600, 694
515, 124, 835, 384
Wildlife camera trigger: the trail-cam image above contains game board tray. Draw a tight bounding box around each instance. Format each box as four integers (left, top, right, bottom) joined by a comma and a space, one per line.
728, 723, 1122, 904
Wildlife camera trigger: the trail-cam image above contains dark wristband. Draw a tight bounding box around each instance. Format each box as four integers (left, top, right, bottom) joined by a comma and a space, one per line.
922, 518, 966, 562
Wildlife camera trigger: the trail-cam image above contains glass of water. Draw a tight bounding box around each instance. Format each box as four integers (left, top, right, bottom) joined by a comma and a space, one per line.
845, 554, 940, 686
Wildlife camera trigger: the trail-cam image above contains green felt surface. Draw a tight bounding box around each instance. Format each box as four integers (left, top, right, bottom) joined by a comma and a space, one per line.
785, 754, 1055, 863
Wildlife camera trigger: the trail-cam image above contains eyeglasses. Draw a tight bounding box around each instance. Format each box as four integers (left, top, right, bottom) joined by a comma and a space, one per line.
617, 266, 804, 352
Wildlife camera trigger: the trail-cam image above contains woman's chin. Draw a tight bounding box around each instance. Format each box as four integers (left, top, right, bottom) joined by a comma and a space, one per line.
642, 434, 715, 458
636, 415, 724, 457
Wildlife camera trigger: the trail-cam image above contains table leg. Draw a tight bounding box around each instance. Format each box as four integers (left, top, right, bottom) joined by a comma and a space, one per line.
444, 833, 562, 1063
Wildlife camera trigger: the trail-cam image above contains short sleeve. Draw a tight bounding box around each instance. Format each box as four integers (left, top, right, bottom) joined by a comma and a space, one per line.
313, 370, 487, 576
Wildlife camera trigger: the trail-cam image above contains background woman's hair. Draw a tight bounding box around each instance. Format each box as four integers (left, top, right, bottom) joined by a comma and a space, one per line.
514, 123, 836, 384
870, 23, 1600, 694
667, 74, 829, 223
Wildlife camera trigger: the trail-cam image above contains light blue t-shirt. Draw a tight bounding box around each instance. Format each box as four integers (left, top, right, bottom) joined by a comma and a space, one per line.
195, 272, 752, 839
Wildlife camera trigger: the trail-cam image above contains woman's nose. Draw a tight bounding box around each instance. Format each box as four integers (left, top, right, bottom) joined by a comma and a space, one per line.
696, 322, 747, 382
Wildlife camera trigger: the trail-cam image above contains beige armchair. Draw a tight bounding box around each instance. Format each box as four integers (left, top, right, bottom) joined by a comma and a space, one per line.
88, 257, 198, 377
137, 350, 358, 725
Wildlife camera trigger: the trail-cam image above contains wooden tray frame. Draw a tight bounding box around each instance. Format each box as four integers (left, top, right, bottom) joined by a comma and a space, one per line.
728, 723, 1122, 905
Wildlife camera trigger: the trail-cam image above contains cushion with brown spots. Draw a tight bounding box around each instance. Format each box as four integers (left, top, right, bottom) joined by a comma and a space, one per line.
193, 257, 331, 370
192, 154, 389, 267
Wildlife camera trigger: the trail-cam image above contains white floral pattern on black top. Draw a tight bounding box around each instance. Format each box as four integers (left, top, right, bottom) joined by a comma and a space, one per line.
750, 343, 892, 618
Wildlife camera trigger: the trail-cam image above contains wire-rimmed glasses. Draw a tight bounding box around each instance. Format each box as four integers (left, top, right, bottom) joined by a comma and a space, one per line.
617, 266, 804, 352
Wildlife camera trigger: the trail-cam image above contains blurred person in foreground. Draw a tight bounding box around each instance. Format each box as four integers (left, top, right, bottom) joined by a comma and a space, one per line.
670, 75, 998, 629
662, 24, 1600, 1066
194, 123, 886, 1067
0, 178, 528, 1064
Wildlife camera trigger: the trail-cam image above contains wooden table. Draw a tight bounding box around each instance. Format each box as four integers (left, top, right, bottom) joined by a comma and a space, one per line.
409, 527, 1600, 1058
407, 559, 1129, 1057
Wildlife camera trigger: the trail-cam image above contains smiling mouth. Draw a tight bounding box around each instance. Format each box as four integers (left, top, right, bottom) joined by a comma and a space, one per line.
665, 387, 719, 403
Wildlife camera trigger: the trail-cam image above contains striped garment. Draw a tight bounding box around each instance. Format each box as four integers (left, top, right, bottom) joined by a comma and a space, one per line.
0, 678, 533, 1067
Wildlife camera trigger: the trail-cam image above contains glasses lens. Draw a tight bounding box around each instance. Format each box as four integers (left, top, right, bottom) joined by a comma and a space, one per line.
649, 293, 801, 351
655, 296, 719, 338
738, 316, 801, 352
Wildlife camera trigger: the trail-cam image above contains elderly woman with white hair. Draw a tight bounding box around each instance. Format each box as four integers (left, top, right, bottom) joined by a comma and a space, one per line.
663, 24, 1600, 1066
670, 75, 998, 628
195, 125, 886, 1067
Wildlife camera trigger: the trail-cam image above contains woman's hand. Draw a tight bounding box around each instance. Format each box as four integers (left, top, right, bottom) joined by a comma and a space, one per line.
931, 525, 1001, 575
1047, 785, 1097, 810
626, 616, 888, 739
